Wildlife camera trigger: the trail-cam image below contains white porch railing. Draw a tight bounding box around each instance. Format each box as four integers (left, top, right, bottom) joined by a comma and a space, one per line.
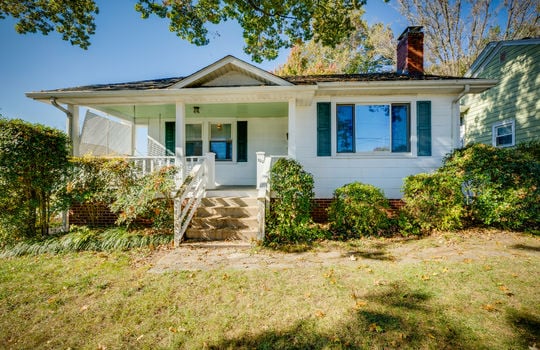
129, 156, 176, 176
173, 159, 208, 246
256, 152, 288, 241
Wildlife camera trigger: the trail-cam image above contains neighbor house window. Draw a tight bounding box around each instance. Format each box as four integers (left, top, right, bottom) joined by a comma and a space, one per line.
492, 120, 515, 147
209, 123, 232, 160
336, 103, 410, 153
185, 124, 202, 157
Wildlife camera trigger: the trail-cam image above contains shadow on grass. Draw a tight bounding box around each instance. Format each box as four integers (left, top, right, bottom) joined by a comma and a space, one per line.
209, 282, 479, 349
511, 244, 540, 252
345, 249, 395, 261
507, 308, 540, 347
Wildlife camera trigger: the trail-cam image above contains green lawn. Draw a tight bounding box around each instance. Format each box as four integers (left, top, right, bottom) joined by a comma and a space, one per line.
1, 232, 539, 349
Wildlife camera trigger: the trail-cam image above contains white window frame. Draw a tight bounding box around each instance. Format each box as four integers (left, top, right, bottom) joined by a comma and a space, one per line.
492, 119, 515, 148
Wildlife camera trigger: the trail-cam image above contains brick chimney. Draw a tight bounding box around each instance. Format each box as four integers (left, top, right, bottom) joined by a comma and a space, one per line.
396, 26, 424, 75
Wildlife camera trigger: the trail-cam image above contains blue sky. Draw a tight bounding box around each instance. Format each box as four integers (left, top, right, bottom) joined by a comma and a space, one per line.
0, 0, 406, 131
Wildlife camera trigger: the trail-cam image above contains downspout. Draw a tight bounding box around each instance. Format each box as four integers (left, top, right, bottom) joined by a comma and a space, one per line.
452, 84, 470, 148
50, 98, 73, 232
50, 98, 74, 155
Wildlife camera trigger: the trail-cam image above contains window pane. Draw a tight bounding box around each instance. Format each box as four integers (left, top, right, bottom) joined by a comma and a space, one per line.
186, 124, 202, 140
186, 141, 202, 157
496, 125, 512, 137
210, 141, 232, 160
356, 105, 390, 152
210, 123, 231, 140
496, 134, 513, 146
337, 105, 354, 153
391, 104, 410, 152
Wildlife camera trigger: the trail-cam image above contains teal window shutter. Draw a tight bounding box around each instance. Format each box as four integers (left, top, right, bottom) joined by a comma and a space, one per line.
237, 121, 248, 162
317, 102, 331, 156
165, 122, 175, 156
417, 101, 432, 156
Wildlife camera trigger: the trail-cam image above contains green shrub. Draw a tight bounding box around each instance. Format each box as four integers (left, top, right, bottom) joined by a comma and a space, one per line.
62, 157, 176, 229
402, 142, 540, 233
401, 172, 465, 233
328, 182, 392, 238
0, 118, 70, 242
265, 158, 323, 246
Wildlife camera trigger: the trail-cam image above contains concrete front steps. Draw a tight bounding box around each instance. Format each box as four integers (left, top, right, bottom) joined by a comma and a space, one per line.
184, 187, 259, 242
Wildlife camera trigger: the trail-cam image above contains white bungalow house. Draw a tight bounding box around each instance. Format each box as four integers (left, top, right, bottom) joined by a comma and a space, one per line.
27, 27, 497, 243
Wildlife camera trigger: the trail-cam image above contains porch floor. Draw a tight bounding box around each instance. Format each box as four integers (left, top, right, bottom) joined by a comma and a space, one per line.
206, 185, 257, 198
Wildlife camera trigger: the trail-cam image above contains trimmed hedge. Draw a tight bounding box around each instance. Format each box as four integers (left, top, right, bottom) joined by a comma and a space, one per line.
328, 182, 392, 238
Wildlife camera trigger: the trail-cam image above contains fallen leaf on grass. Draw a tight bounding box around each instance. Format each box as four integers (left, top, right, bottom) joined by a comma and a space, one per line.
353, 300, 368, 310
481, 304, 498, 312
368, 323, 383, 333
498, 285, 514, 297
80, 304, 89, 311
483, 265, 492, 271
421, 275, 431, 281
315, 310, 326, 318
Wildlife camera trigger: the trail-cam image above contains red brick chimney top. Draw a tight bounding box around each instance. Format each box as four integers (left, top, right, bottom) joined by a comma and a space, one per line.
397, 26, 424, 75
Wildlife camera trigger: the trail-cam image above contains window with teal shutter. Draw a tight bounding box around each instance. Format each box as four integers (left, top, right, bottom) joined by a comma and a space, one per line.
417, 101, 432, 156
317, 102, 331, 156
165, 122, 175, 156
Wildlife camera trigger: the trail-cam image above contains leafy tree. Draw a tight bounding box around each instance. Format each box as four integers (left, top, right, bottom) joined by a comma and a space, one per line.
397, 0, 540, 76
0, 0, 98, 49
1, 0, 369, 62
275, 13, 395, 75
0, 118, 70, 240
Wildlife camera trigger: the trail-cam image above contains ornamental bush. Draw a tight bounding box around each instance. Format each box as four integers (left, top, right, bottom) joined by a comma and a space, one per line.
0, 118, 70, 243
265, 158, 323, 246
401, 172, 465, 233
401, 141, 540, 233
328, 182, 392, 238
61, 157, 176, 230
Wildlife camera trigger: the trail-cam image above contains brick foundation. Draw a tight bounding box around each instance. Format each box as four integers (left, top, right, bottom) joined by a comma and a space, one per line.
69, 202, 158, 228
69, 202, 118, 227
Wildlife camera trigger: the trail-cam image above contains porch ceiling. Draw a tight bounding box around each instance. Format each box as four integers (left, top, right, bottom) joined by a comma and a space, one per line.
95, 102, 288, 122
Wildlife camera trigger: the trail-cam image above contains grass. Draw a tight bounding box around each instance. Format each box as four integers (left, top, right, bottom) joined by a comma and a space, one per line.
0, 232, 539, 349
0, 226, 172, 257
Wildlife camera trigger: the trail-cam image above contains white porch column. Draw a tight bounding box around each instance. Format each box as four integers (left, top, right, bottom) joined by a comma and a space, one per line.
205, 152, 216, 189
175, 102, 186, 182
67, 104, 80, 156
287, 98, 296, 158
256, 151, 266, 189
131, 120, 137, 156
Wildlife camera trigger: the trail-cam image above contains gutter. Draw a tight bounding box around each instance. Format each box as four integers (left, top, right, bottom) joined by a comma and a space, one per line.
50, 97, 72, 119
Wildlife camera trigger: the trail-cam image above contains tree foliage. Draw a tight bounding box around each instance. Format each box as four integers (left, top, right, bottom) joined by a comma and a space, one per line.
0, 118, 70, 241
0, 0, 99, 49
397, 0, 540, 76
274, 12, 395, 75
1, 0, 368, 62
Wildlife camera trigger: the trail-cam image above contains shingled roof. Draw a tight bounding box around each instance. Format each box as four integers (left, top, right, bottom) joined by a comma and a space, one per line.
48, 76, 185, 92
283, 72, 465, 85
40, 72, 472, 92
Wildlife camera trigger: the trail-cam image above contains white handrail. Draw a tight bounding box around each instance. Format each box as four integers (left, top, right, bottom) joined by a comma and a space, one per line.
256, 154, 288, 241
173, 157, 208, 246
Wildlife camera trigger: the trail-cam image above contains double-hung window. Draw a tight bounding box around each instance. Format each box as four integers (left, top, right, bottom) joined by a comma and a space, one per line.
336, 103, 410, 153
185, 124, 203, 156
492, 120, 515, 147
